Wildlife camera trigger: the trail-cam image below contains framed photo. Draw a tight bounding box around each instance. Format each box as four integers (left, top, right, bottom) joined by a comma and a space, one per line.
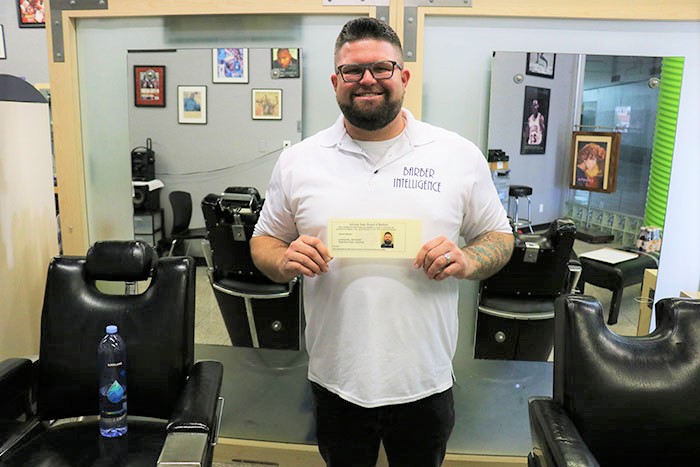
520, 86, 550, 155
526, 53, 556, 79
0, 25, 6, 60
134, 65, 166, 107
212, 48, 248, 83
252, 89, 282, 120
271, 47, 300, 79
16, 0, 45, 28
570, 131, 621, 194
178, 86, 207, 124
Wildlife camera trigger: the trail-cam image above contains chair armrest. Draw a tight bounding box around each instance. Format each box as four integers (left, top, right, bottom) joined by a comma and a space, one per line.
0, 359, 34, 419
528, 397, 600, 467
166, 360, 223, 435
159, 361, 223, 467
567, 259, 582, 294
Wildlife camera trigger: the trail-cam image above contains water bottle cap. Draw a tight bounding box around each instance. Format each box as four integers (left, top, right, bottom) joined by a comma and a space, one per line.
106, 325, 118, 334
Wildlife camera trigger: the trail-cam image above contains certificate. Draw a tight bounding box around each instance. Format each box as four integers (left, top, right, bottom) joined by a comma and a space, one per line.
328, 219, 422, 259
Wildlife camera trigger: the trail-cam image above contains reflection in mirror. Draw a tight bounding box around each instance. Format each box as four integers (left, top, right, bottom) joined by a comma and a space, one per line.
125, 48, 304, 347
478, 52, 673, 361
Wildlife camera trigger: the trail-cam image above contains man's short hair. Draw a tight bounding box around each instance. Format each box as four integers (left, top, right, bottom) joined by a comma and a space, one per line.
334, 17, 403, 63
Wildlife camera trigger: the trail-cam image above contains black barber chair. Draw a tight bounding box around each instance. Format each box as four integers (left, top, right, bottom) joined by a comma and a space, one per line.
0, 241, 223, 466
528, 295, 700, 466
201, 187, 302, 350
474, 218, 580, 361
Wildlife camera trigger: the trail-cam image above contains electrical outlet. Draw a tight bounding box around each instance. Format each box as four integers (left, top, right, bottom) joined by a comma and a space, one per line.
283, 140, 291, 148
539, 203, 544, 213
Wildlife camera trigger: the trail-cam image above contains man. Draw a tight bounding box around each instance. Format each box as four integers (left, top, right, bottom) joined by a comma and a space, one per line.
251, 17, 513, 466
527, 98, 545, 145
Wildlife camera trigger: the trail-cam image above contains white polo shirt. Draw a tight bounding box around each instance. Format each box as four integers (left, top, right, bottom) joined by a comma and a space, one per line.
254, 109, 511, 408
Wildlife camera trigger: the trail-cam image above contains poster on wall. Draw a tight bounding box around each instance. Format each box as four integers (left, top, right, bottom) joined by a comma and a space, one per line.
252, 89, 282, 120
569, 131, 620, 193
615, 105, 631, 132
270, 48, 300, 79
16, 0, 45, 28
525, 53, 556, 79
178, 85, 207, 124
212, 48, 248, 83
520, 86, 550, 154
134, 66, 166, 107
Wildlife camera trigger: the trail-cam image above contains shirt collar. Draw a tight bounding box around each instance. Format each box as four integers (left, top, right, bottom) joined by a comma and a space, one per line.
318, 108, 435, 148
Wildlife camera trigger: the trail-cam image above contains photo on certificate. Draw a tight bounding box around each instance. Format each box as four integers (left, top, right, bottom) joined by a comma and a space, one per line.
328, 219, 422, 259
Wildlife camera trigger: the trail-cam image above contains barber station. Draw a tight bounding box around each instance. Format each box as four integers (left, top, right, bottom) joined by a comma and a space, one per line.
1, 1, 699, 466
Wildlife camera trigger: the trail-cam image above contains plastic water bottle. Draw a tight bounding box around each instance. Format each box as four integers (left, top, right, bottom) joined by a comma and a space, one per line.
98, 324, 128, 437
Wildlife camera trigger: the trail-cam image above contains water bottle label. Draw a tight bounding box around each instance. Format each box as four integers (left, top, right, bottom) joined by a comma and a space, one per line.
107, 380, 125, 403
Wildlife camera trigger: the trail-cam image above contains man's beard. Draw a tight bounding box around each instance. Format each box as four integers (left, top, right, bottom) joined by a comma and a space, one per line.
337, 91, 403, 131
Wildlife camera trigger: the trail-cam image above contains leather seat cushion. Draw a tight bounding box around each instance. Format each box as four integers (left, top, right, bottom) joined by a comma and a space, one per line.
0, 419, 167, 467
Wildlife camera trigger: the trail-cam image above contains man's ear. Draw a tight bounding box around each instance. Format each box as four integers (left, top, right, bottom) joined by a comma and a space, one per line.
401, 67, 411, 89
330, 72, 338, 88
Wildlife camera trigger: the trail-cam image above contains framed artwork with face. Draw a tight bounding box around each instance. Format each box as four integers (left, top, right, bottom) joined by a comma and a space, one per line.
178, 85, 207, 124
17, 0, 45, 28
570, 131, 621, 193
134, 65, 166, 107
212, 48, 248, 83
520, 86, 550, 155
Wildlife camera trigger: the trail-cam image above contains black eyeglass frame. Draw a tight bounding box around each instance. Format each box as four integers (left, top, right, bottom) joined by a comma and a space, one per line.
336, 60, 403, 83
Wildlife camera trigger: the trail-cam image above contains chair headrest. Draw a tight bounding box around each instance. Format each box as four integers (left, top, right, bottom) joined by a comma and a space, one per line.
85, 240, 157, 281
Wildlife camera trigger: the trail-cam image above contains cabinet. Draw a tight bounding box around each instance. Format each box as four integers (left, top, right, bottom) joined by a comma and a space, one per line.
133, 209, 164, 248
636, 268, 658, 335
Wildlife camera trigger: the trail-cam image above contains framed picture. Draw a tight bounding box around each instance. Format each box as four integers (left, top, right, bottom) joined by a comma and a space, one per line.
271, 47, 300, 79
520, 86, 550, 154
178, 85, 207, 124
570, 131, 621, 194
212, 48, 248, 83
526, 53, 556, 79
17, 0, 45, 28
252, 89, 282, 120
134, 65, 166, 107
0, 25, 6, 60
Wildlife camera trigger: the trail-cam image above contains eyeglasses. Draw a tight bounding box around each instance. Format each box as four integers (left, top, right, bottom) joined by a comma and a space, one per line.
336, 60, 403, 83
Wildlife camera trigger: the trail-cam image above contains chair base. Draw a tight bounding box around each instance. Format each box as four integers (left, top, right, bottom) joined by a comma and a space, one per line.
474, 311, 554, 361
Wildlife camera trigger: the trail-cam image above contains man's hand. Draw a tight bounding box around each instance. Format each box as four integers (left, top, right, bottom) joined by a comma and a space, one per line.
414, 231, 514, 281
282, 235, 333, 278
250, 235, 333, 284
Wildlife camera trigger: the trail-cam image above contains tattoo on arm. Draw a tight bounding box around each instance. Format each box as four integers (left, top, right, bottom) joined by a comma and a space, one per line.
461, 231, 515, 280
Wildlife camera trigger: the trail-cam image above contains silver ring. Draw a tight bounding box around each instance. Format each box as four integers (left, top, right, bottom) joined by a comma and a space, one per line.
444, 253, 451, 264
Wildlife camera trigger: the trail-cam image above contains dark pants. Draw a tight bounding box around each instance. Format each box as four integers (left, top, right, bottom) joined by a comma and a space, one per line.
310, 382, 455, 467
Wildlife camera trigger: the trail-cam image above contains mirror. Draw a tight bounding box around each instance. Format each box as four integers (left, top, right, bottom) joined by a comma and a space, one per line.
124, 47, 305, 347
486, 51, 666, 341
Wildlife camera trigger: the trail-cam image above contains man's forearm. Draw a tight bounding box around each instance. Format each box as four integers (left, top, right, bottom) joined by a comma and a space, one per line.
250, 235, 296, 284
460, 231, 514, 280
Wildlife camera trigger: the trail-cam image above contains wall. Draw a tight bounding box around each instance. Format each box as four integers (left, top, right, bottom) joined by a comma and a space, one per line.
0, 84, 57, 358
0, 1, 49, 84
486, 51, 578, 225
